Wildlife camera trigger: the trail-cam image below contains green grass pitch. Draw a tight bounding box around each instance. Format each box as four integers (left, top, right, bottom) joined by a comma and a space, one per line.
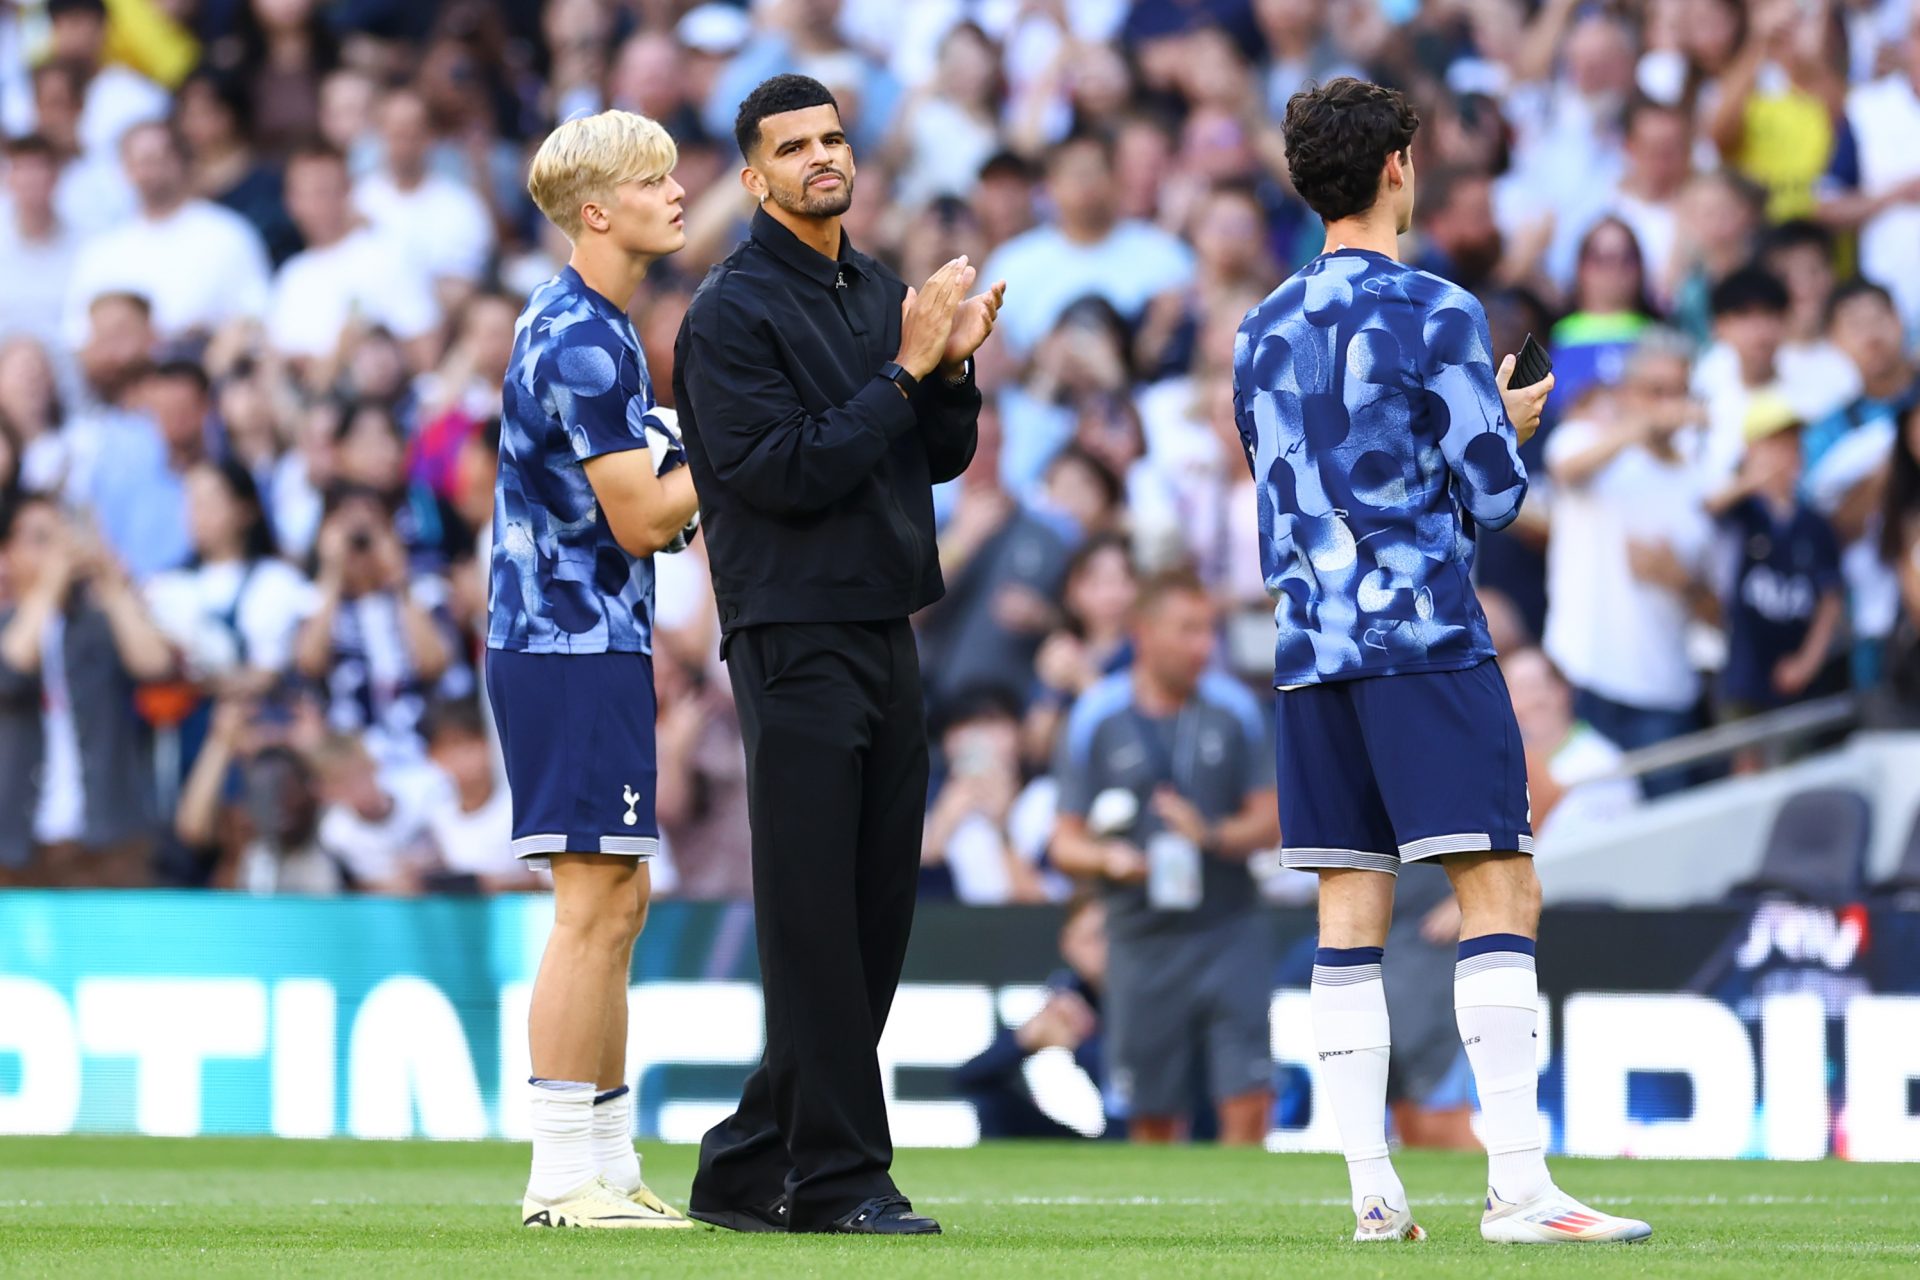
2, 1137, 1917, 1277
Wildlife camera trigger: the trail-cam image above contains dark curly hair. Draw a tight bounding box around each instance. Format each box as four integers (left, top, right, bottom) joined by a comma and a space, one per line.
1282, 78, 1420, 224
734, 74, 839, 160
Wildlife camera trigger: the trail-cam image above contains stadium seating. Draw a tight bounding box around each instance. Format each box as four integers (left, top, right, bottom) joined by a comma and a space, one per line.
1539, 734, 1920, 907
1728, 787, 1872, 906
1868, 808, 1920, 909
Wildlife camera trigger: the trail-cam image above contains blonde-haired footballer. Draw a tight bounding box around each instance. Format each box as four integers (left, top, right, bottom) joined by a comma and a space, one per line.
487, 109, 699, 1229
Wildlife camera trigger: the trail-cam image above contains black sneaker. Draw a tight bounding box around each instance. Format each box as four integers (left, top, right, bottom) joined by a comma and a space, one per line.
687, 1193, 788, 1233
827, 1194, 942, 1235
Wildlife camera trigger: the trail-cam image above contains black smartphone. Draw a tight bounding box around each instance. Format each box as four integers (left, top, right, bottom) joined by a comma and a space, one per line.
1510, 332, 1554, 389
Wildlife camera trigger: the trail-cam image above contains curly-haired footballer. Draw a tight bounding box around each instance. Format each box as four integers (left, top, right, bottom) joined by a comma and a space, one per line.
1231, 77, 1650, 1246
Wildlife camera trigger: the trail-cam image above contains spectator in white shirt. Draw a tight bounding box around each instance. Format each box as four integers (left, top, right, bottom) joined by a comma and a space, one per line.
63, 120, 272, 346
0, 135, 80, 358
270, 142, 440, 379
1135, 288, 1261, 501
43, 0, 168, 169
982, 129, 1195, 356
1496, 10, 1635, 291
1692, 265, 1796, 482
889, 22, 1004, 210
1752, 219, 1861, 419
422, 698, 535, 893
24, 60, 132, 241
309, 730, 437, 894
1827, 13, 1920, 337
318, 66, 381, 180
352, 88, 494, 308
1134, 293, 1267, 594
291, 488, 459, 774
1503, 645, 1641, 853
1610, 95, 1693, 308
921, 688, 1051, 905
1544, 329, 1717, 793
144, 458, 317, 699
0, 338, 69, 496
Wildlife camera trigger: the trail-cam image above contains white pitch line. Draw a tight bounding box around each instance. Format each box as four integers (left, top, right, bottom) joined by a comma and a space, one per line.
918, 1194, 1920, 1209
3, 1193, 1915, 1211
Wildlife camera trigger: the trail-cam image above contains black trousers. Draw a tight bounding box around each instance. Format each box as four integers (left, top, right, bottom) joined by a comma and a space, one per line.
690, 619, 928, 1230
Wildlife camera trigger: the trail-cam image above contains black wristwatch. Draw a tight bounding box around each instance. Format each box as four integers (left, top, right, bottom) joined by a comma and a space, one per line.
879, 361, 919, 398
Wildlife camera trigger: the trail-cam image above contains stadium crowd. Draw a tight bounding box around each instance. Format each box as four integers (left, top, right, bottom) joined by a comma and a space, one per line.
3, 0, 1920, 903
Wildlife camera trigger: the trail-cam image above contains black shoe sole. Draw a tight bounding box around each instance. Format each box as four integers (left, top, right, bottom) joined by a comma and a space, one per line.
824, 1221, 942, 1236
687, 1206, 786, 1233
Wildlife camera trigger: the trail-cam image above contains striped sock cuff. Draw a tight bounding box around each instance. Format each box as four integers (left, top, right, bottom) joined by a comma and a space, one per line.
1313, 945, 1384, 986
1456, 932, 1537, 979
528, 1077, 595, 1093
594, 1084, 630, 1107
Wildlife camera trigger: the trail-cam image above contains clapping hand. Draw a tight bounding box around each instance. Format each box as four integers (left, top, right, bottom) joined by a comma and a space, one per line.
941, 278, 1007, 374
895, 257, 975, 380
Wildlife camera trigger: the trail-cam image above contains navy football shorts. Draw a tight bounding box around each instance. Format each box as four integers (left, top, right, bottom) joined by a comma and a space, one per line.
1276, 658, 1533, 874
484, 649, 659, 870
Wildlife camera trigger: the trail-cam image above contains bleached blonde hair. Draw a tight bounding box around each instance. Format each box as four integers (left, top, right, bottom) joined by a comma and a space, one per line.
527, 110, 678, 241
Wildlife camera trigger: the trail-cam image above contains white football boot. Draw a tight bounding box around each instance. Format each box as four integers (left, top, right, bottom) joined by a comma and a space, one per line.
1480, 1184, 1652, 1244
522, 1176, 693, 1229
1352, 1194, 1428, 1242
617, 1179, 694, 1227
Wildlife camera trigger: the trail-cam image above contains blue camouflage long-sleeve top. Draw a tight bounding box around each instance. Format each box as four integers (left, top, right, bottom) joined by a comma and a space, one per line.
1232, 248, 1528, 687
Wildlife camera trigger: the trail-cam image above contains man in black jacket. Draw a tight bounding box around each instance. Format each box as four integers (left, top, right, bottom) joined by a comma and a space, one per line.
675, 74, 1003, 1236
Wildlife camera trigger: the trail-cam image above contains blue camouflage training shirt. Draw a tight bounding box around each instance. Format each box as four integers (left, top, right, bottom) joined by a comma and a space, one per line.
1232, 248, 1528, 687
488, 265, 679, 655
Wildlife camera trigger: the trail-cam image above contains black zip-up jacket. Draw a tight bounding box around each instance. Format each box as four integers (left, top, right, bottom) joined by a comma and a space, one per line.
674, 209, 981, 641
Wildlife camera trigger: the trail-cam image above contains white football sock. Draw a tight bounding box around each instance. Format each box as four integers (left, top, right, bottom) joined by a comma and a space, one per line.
527, 1078, 598, 1200
1455, 934, 1551, 1204
1310, 946, 1406, 1215
592, 1085, 643, 1193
